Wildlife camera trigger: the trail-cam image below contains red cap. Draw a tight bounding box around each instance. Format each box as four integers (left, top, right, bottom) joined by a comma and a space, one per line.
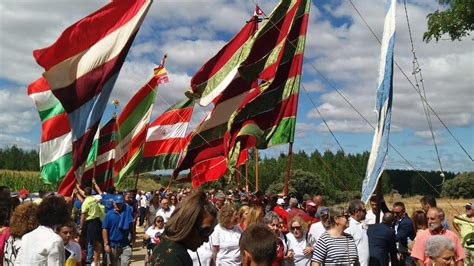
19, 188, 29, 197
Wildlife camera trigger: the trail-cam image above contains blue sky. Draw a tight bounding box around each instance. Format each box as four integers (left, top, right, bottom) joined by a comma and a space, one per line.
0, 0, 472, 173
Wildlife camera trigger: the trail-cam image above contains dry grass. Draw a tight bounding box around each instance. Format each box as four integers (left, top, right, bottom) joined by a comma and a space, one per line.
382, 195, 472, 229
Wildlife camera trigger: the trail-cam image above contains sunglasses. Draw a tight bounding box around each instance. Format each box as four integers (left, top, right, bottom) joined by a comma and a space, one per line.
156, 220, 164, 223
337, 214, 350, 219
291, 226, 302, 231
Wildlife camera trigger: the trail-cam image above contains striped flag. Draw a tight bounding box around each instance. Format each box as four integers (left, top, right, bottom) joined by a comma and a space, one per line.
141, 98, 194, 171
225, 0, 310, 170
173, 16, 259, 185
186, 14, 259, 106
174, 0, 303, 186
361, 0, 396, 203
114, 67, 164, 184
32, 0, 152, 190
82, 117, 116, 190
27, 77, 72, 185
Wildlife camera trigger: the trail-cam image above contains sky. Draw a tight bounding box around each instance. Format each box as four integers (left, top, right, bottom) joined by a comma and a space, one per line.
0, 0, 472, 174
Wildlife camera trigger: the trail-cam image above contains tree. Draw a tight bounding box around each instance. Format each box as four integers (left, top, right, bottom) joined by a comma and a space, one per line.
442, 172, 474, 198
423, 0, 474, 42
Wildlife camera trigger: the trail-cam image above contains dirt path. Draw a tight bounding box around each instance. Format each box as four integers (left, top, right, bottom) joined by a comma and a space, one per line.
131, 225, 147, 265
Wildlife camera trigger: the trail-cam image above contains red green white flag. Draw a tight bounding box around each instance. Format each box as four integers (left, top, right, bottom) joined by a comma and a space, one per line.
141, 98, 194, 171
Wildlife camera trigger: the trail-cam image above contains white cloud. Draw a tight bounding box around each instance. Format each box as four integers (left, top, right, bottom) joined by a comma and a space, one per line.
0, 0, 471, 172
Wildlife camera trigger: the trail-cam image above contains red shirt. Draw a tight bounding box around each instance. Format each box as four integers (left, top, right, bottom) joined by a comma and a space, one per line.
287, 207, 313, 224
273, 206, 288, 230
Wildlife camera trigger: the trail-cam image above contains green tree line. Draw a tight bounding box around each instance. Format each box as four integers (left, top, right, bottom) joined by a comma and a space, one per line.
1, 145, 472, 200
0, 145, 39, 171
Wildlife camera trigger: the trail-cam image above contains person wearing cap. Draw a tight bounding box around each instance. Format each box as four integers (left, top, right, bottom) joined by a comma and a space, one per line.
102, 194, 134, 265
273, 198, 289, 232
453, 203, 474, 264
305, 200, 320, 224
18, 188, 29, 203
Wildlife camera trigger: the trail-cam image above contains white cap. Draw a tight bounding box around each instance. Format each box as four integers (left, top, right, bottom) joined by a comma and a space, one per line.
277, 198, 285, 205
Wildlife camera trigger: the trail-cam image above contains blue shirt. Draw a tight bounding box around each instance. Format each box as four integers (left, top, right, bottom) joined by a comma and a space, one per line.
102, 210, 130, 248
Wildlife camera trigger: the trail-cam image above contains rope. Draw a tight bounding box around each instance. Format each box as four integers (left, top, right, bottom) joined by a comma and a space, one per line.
346, 0, 461, 215
402, 0, 445, 182
348, 0, 473, 162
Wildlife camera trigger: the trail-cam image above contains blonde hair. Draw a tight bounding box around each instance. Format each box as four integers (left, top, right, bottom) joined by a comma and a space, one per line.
288, 215, 308, 233
244, 206, 263, 229
238, 205, 249, 225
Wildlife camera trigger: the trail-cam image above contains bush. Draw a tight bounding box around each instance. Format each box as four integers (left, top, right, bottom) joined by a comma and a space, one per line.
442, 172, 474, 198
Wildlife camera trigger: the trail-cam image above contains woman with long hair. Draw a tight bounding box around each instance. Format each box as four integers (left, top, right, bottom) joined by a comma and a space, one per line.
244, 205, 264, 229
311, 206, 359, 265
151, 188, 217, 265
238, 205, 249, 230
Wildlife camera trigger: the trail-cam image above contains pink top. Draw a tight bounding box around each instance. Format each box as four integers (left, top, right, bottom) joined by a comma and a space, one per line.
0, 227, 11, 261
411, 228, 465, 265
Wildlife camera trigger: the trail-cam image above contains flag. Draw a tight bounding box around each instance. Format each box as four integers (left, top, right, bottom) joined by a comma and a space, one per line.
114, 68, 162, 184
81, 117, 117, 190
154, 66, 169, 84
361, 0, 396, 203
255, 5, 264, 16
186, 14, 259, 106
27, 77, 72, 185
32, 0, 152, 190
225, 0, 310, 169
174, 0, 303, 186
141, 98, 194, 171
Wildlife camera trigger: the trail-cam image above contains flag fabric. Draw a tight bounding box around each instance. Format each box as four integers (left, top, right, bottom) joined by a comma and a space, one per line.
361, 0, 396, 203
174, 0, 304, 186
140, 98, 194, 171
82, 117, 117, 190
114, 68, 162, 184
32, 0, 152, 192
27, 77, 72, 185
186, 15, 260, 107
225, 0, 310, 170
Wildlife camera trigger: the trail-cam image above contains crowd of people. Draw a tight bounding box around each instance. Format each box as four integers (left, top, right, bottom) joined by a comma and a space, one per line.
0, 183, 473, 266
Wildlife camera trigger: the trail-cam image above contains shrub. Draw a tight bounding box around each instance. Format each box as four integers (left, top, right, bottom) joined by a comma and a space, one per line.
441, 172, 474, 198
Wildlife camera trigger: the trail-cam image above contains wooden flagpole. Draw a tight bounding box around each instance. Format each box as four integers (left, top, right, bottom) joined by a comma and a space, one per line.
245, 160, 249, 194
255, 148, 259, 192
284, 142, 293, 196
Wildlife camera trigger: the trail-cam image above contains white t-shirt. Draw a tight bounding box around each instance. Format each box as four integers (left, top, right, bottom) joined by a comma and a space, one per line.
145, 227, 164, 244
189, 240, 213, 266
286, 232, 311, 266
139, 195, 148, 208
156, 207, 174, 223
15, 225, 65, 265
345, 218, 369, 266
365, 210, 383, 225
308, 221, 326, 247
210, 224, 242, 265
65, 241, 82, 262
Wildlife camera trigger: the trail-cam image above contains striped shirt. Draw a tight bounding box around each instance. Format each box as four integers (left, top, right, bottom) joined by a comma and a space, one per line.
312, 231, 358, 265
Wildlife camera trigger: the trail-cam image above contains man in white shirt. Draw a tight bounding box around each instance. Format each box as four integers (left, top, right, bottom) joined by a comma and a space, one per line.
345, 199, 369, 266
156, 198, 174, 223
365, 195, 384, 225
138, 191, 148, 226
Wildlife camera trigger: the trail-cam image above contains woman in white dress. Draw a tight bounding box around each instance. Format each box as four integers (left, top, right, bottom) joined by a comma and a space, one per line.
285, 216, 313, 266
210, 204, 242, 265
